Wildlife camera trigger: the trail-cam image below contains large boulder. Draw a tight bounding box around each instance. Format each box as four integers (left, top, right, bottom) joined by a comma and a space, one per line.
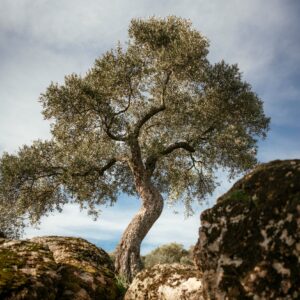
194, 159, 300, 299
125, 263, 203, 300
0, 236, 122, 299
0, 238, 60, 299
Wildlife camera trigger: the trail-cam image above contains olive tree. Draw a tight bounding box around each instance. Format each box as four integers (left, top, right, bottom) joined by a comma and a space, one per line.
0, 16, 269, 281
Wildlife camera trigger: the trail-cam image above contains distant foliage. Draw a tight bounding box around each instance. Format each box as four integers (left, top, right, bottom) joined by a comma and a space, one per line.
144, 243, 194, 268
109, 251, 116, 264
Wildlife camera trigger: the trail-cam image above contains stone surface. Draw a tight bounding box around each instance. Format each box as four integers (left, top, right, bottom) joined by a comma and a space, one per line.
194, 159, 300, 299
0, 236, 122, 299
125, 263, 203, 300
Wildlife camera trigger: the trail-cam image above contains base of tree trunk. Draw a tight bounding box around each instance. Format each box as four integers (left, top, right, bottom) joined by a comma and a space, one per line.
115, 188, 164, 282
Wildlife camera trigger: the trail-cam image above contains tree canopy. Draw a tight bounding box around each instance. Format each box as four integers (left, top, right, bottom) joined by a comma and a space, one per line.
0, 17, 269, 270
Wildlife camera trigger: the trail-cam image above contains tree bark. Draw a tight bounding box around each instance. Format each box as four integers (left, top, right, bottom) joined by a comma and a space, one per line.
114, 144, 164, 282
114, 183, 163, 282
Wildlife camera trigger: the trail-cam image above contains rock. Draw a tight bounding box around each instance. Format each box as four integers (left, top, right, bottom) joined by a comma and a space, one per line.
0, 238, 60, 299
125, 263, 204, 300
0, 236, 122, 299
194, 159, 300, 299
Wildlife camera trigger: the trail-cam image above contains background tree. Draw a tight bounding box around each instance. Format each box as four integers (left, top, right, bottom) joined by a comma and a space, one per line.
143, 243, 193, 268
0, 16, 269, 281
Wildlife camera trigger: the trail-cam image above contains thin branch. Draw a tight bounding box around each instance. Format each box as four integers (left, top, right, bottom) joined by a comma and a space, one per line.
133, 104, 166, 137
16, 168, 64, 190
98, 77, 134, 142
161, 71, 172, 106
188, 153, 203, 171
114, 78, 133, 116
145, 141, 195, 174
143, 122, 163, 133
161, 142, 195, 155
199, 125, 216, 140
18, 159, 117, 192
91, 158, 117, 176
72, 158, 117, 177
102, 116, 127, 141
113, 99, 131, 116
132, 71, 172, 138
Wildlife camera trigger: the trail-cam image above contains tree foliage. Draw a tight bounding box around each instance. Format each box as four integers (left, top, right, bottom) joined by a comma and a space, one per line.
143, 243, 193, 268
0, 16, 269, 231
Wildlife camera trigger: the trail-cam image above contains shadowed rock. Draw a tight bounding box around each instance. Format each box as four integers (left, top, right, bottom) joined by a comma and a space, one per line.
194, 159, 300, 299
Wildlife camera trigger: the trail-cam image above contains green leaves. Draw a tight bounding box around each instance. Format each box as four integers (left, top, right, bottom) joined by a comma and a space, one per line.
0, 142, 66, 224
129, 16, 209, 80
143, 242, 192, 268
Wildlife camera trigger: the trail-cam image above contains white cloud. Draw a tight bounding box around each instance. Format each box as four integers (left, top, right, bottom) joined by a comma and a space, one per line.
25, 203, 134, 239
24, 201, 204, 254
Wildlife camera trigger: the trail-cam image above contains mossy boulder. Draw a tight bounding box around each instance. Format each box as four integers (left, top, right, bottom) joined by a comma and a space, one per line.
194, 159, 300, 299
0, 236, 123, 299
125, 263, 203, 300
0, 239, 59, 299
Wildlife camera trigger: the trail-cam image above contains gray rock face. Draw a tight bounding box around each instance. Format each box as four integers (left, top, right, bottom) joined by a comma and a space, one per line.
125, 263, 203, 300
194, 159, 300, 299
0, 236, 122, 300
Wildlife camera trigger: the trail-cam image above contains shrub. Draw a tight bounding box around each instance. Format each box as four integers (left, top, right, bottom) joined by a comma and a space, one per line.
144, 243, 193, 268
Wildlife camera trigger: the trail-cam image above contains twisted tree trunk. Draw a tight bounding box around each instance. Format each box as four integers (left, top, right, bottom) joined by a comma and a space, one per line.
114, 182, 163, 282
114, 141, 164, 282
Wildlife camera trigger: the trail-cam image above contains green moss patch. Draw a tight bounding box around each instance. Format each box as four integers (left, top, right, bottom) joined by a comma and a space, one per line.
0, 237, 122, 299
0, 249, 29, 292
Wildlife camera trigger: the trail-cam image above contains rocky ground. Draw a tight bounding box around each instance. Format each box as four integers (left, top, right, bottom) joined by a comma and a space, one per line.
0, 159, 299, 299
125, 159, 300, 299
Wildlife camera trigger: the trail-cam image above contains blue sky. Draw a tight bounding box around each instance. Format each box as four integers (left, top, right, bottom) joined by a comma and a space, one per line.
0, 0, 299, 254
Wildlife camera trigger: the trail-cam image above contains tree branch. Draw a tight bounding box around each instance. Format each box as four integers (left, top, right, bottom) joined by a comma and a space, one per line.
102, 116, 127, 141
161, 142, 195, 155
132, 71, 171, 138
99, 75, 134, 141
114, 77, 133, 116
20, 159, 117, 188
133, 104, 166, 137
199, 125, 216, 140
188, 153, 204, 172
72, 158, 117, 177
145, 141, 195, 174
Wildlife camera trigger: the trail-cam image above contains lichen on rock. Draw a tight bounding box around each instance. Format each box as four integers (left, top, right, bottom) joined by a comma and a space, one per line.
0, 236, 123, 299
0, 239, 59, 299
125, 263, 203, 300
194, 159, 300, 299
